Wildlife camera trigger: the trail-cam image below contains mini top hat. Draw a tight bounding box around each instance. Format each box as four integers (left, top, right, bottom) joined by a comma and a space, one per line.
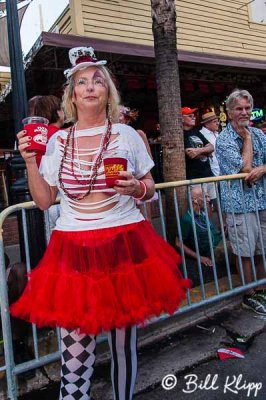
119, 106, 139, 121
181, 107, 198, 115
119, 106, 130, 116
64, 47, 107, 79
201, 111, 219, 124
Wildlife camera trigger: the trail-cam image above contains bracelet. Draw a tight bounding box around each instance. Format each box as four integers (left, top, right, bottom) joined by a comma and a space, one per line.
133, 180, 147, 200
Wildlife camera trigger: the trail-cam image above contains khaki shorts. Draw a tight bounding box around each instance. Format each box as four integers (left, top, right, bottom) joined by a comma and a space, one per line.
226, 210, 266, 257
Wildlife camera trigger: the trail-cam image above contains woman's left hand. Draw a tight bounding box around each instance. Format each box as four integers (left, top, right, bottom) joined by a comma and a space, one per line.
113, 171, 142, 197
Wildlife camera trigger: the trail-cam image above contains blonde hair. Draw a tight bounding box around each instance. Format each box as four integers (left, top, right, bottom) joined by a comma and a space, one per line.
62, 66, 120, 123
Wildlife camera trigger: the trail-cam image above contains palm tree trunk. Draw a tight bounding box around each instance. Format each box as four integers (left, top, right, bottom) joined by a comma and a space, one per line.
150, 0, 186, 243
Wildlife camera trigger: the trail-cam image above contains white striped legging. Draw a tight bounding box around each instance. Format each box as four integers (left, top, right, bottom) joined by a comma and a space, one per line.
59, 326, 137, 400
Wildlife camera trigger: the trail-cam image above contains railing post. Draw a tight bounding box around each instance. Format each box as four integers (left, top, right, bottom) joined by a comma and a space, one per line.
0, 237, 17, 399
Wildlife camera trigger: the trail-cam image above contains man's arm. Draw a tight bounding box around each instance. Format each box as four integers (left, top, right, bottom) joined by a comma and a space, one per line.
175, 238, 213, 266
185, 143, 214, 159
245, 164, 266, 183
239, 129, 253, 172
185, 131, 214, 159
244, 129, 266, 181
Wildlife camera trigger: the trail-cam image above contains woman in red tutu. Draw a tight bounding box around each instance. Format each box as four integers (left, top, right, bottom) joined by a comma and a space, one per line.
12, 46, 190, 400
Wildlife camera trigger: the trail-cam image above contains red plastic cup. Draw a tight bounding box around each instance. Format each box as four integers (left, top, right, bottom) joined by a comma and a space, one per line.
22, 116, 49, 154
103, 150, 128, 188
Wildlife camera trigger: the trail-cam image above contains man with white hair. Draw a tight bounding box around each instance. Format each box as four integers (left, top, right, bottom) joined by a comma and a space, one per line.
175, 186, 232, 287
216, 89, 266, 315
200, 111, 220, 176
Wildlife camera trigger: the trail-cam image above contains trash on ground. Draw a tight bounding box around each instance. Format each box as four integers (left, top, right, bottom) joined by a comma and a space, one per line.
196, 325, 216, 333
217, 347, 245, 360
234, 335, 254, 351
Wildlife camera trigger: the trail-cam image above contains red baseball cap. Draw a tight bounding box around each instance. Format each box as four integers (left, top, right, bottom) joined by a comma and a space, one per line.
181, 107, 198, 115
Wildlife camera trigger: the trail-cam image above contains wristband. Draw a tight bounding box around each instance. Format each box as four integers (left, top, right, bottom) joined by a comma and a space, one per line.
133, 180, 147, 200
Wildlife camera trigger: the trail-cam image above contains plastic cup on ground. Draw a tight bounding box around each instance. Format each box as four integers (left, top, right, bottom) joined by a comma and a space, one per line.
22, 116, 49, 154
103, 149, 128, 188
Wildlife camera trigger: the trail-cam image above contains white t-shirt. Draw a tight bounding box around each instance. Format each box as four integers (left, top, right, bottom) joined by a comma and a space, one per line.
39, 123, 154, 231
200, 126, 220, 176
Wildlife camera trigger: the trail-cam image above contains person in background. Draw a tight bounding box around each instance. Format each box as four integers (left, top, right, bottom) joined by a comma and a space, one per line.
150, 122, 161, 144
12, 46, 190, 400
199, 111, 221, 222
216, 89, 266, 315
119, 106, 158, 222
119, 106, 153, 158
258, 121, 266, 134
175, 187, 232, 286
182, 107, 216, 204
28, 95, 65, 228
28, 95, 65, 167
199, 111, 220, 177
176, 187, 220, 267
5, 253, 34, 377
147, 122, 164, 184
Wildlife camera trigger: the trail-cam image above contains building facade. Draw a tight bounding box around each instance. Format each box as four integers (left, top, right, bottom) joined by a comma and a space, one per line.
1, 0, 266, 145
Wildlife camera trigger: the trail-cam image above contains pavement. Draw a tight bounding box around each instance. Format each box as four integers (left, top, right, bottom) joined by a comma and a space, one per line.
14, 298, 265, 400
135, 330, 266, 400
2, 220, 265, 399
90, 306, 266, 400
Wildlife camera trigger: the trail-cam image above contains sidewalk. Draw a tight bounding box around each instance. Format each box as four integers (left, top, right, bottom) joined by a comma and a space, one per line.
14, 294, 265, 400
90, 304, 266, 399
135, 316, 266, 400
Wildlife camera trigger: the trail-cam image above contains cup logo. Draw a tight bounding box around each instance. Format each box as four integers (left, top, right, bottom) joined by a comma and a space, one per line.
33, 126, 48, 145
105, 164, 124, 176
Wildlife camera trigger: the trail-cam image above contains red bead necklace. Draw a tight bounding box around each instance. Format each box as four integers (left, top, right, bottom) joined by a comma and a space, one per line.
58, 118, 112, 200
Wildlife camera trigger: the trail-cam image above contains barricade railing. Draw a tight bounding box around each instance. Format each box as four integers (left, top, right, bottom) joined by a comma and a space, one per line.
0, 173, 265, 399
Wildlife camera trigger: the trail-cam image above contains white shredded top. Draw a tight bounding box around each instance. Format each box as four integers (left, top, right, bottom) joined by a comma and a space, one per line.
39, 123, 154, 231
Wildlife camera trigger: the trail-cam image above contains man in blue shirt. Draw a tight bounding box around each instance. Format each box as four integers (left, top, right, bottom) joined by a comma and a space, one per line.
216, 89, 266, 315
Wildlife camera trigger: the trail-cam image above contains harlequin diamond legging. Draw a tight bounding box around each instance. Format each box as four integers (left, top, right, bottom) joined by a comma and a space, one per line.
59, 326, 137, 400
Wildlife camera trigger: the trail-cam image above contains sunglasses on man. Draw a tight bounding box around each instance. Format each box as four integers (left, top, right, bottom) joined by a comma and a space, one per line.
185, 114, 196, 118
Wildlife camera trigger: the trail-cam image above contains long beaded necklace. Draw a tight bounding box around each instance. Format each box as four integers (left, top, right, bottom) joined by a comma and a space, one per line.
188, 210, 215, 245
72, 121, 108, 184
58, 118, 112, 200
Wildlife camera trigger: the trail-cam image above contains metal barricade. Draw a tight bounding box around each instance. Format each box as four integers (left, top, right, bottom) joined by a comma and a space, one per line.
0, 174, 265, 399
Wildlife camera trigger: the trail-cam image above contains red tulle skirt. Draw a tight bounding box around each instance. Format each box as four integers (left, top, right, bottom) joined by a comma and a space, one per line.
11, 221, 190, 335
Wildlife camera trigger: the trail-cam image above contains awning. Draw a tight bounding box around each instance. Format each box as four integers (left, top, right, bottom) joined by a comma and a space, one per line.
1, 30, 266, 145
25, 31, 266, 71
1, 31, 266, 112
0, 2, 30, 67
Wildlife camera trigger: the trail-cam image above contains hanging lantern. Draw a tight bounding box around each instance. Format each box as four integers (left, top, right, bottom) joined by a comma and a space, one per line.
183, 80, 194, 92
198, 81, 209, 94
147, 77, 156, 90
213, 82, 225, 93
226, 83, 235, 92
127, 76, 141, 89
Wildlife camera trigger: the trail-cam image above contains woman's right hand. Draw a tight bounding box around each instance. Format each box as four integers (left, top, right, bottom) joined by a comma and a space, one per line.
17, 130, 37, 164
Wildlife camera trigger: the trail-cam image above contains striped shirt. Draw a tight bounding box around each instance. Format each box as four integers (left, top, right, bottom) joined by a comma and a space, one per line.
40, 123, 154, 231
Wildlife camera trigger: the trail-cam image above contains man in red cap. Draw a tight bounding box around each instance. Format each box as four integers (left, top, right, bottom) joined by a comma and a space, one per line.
182, 107, 214, 189
181, 107, 198, 116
